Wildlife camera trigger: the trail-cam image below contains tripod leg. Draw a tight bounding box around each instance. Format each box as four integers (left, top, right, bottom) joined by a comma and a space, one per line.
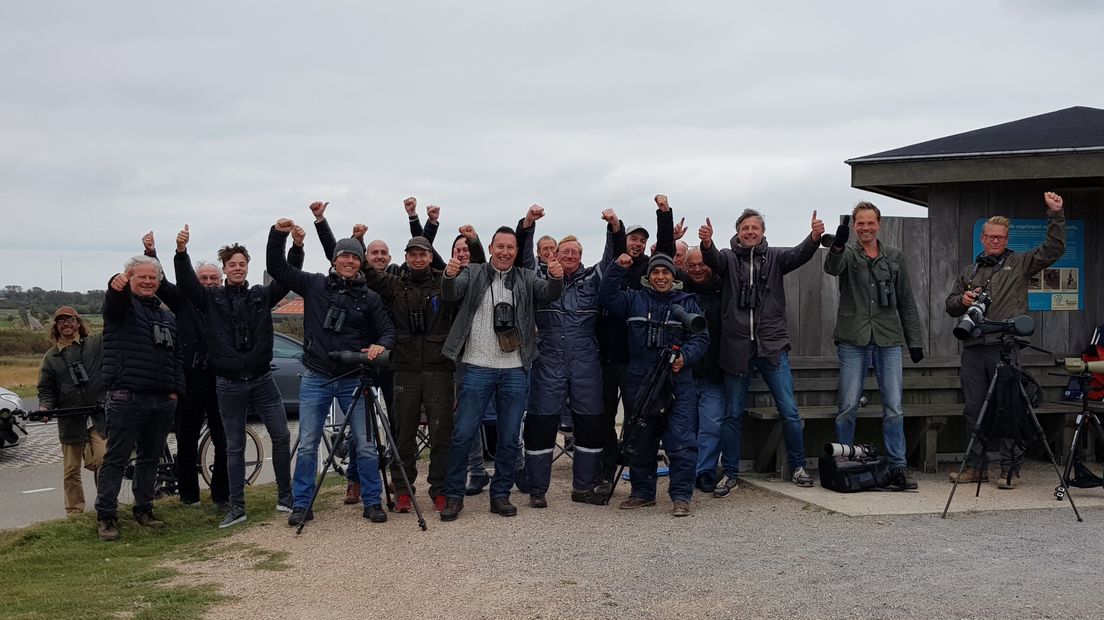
1057, 414, 1086, 501
371, 388, 427, 531
943, 369, 1000, 519
298, 387, 363, 535
1020, 383, 1081, 522
366, 405, 394, 511
604, 464, 626, 505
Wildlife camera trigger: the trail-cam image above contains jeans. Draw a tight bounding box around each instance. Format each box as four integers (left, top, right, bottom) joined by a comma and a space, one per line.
694, 378, 727, 480
835, 344, 907, 467
294, 369, 382, 508
95, 391, 175, 520
216, 372, 292, 509
176, 369, 228, 505
722, 351, 806, 471
444, 365, 528, 500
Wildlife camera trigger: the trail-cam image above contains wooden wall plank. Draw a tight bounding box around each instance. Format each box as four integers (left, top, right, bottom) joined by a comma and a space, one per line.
928, 184, 962, 358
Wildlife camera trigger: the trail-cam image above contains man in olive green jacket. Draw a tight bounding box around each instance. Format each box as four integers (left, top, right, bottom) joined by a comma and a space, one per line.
37, 306, 108, 514
825, 202, 923, 489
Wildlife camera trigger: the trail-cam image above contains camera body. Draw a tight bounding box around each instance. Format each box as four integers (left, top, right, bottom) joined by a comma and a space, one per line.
953, 290, 991, 340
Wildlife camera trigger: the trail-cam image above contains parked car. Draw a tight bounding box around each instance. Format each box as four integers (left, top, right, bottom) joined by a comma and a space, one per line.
0, 387, 27, 448
271, 332, 306, 416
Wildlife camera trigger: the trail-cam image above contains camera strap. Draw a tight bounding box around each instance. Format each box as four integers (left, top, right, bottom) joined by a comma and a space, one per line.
968, 250, 1010, 290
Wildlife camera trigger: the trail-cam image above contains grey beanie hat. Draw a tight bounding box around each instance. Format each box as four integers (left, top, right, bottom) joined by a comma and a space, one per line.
332, 238, 365, 262
648, 252, 676, 275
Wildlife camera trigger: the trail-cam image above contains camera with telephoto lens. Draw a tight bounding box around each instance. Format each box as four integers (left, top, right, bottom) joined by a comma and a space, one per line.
66, 361, 90, 386
953, 290, 991, 340
824, 442, 881, 460
323, 306, 347, 332
151, 323, 175, 349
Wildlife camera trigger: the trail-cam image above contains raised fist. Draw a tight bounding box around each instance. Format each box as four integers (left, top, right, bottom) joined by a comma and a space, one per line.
142, 231, 155, 253
1044, 191, 1064, 212
275, 218, 295, 233
615, 253, 633, 268
547, 260, 564, 278
426, 204, 440, 224
601, 208, 620, 232
309, 201, 329, 222
698, 218, 713, 246
524, 204, 545, 227
403, 197, 417, 215
110, 273, 129, 292
445, 257, 462, 277
176, 225, 190, 252
458, 224, 477, 241
291, 225, 306, 246
351, 224, 367, 240
655, 194, 669, 211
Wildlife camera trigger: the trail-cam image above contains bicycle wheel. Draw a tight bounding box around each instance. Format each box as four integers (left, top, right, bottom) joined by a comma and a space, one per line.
198, 428, 215, 487
199, 424, 266, 486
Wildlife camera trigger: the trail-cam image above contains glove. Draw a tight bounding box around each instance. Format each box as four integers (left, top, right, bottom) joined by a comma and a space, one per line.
909, 347, 924, 364
831, 215, 851, 249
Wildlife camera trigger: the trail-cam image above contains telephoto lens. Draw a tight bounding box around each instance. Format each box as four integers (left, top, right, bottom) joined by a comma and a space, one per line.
824, 442, 878, 460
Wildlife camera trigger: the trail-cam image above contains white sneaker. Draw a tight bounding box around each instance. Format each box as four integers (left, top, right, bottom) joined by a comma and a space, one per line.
792, 467, 814, 487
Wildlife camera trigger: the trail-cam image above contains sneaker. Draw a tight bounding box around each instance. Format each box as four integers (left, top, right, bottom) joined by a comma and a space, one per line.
694, 473, 715, 493
218, 506, 247, 529
889, 466, 919, 491
133, 511, 165, 529
276, 493, 294, 513
713, 474, 740, 498
395, 494, 413, 513
792, 467, 814, 488
433, 495, 447, 512
489, 496, 518, 517
948, 467, 988, 483
571, 490, 608, 505
181, 500, 201, 508
343, 482, 361, 505
618, 497, 656, 510
672, 500, 691, 517
529, 494, 548, 509
465, 475, 489, 496
995, 470, 1019, 490
287, 508, 314, 527
364, 504, 388, 523
98, 518, 120, 542
440, 498, 463, 522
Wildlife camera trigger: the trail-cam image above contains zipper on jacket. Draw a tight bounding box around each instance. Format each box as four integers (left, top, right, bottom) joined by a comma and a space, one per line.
748, 248, 756, 341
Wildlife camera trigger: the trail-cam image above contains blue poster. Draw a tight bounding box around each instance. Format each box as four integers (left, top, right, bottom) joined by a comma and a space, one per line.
971, 219, 1083, 311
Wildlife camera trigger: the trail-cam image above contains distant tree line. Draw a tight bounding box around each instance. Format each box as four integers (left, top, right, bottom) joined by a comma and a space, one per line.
1, 285, 105, 320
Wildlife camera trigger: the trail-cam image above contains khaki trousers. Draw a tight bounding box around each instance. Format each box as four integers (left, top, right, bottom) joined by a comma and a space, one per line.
61, 428, 107, 514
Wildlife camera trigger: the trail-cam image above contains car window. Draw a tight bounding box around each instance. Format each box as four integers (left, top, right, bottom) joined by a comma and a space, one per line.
272, 335, 303, 360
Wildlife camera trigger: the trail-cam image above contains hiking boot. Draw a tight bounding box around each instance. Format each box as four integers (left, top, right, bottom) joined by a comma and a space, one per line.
343, 482, 361, 505
433, 495, 447, 512
889, 466, 919, 491
134, 511, 165, 529
672, 500, 691, 517
490, 496, 518, 517
395, 494, 413, 513
364, 504, 388, 523
792, 467, 814, 488
465, 475, 489, 496
593, 478, 613, 497
948, 467, 988, 483
218, 506, 247, 529
98, 518, 120, 542
618, 497, 656, 510
440, 498, 463, 522
694, 473, 715, 493
713, 474, 740, 498
995, 470, 1019, 490
287, 507, 314, 526
571, 490, 608, 505
529, 494, 548, 509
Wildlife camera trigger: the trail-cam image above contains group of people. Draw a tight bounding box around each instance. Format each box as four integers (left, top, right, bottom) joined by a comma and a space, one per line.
35, 191, 1067, 540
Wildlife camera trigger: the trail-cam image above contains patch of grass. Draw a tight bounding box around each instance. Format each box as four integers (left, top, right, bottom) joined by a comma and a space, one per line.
0, 354, 43, 398
0, 482, 299, 619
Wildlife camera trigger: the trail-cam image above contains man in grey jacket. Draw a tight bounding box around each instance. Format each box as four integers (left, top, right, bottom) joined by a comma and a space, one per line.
700, 209, 823, 487
438, 225, 564, 521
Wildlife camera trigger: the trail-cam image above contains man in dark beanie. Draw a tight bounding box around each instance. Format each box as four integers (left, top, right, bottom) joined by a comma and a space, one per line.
37, 306, 107, 515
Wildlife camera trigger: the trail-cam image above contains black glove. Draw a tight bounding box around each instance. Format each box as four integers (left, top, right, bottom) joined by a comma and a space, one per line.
831, 215, 851, 249
909, 347, 924, 364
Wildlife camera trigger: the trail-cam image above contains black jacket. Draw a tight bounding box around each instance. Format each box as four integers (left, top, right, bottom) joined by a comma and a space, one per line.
267, 227, 396, 376
364, 266, 455, 372
683, 275, 724, 384
174, 245, 304, 378
102, 280, 186, 395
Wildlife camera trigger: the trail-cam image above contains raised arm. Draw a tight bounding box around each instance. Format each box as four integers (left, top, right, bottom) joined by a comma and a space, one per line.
600, 208, 622, 269
597, 255, 635, 318
267, 219, 314, 296
172, 225, 211, 310
264, 225, 306, 307
1025, 192, 1067, 275
698, 218, 727, 276
654, 194, 678, 257
532, 259, 564, 302
441, 258, 472, 302
823, 217, 852, 276
515, 204, 543, 270
778, 211, 824, 275
103, 273, 133, 323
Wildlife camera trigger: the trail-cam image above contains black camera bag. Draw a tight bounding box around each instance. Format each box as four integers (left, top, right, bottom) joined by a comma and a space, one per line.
818, 455, 890, 493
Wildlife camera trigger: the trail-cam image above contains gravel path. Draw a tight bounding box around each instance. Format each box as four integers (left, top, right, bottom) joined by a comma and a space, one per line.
174, 463, 1104, 620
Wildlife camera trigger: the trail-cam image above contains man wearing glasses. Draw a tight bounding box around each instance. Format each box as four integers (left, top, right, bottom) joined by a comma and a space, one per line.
945, 192, 1066, 489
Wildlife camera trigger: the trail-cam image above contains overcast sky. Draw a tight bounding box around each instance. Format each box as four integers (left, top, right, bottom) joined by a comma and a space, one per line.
2, 1, 1101, 292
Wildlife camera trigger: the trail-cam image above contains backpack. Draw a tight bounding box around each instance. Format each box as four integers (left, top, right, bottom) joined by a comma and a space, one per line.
818, 455, 891, 493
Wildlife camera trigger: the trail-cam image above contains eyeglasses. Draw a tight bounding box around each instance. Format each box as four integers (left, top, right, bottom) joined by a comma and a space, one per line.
55, 316, 78, 325
981, 234, 1007, 242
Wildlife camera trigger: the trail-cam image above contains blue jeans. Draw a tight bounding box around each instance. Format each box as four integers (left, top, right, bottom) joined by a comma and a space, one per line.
722, 351, 806, 471
694, 378, 726, 480
215, 373, 292, 509
293, 369, 382, 508
444, 365, 528, 500
835, 344, 907, 467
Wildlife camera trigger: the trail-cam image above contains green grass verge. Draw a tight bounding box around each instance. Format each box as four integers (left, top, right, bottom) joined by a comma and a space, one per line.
0, 480, 333, 620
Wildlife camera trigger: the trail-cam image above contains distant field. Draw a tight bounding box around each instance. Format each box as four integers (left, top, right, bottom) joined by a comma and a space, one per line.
0, 355, 42, 398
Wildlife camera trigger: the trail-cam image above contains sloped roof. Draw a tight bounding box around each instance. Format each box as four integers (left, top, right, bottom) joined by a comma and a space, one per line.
848, 106, 1104, 163
272, 298, 303, 315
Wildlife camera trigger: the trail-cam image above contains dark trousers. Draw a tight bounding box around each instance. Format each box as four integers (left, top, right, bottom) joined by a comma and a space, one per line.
391, 370, 454, 497
600, 362, 632, 480
216, 373, 293, 509
175, 369, 228, 504
961, 344, 1022, 472
95, 391, 175, 520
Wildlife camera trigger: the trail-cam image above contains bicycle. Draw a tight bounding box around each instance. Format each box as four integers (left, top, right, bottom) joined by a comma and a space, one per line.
124, 422, 266, 499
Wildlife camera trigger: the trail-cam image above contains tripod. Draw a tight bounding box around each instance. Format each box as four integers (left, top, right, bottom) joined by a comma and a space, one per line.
297, 365, 427, 533
1055, 373, 1104, 500
942, 337, 1082, 521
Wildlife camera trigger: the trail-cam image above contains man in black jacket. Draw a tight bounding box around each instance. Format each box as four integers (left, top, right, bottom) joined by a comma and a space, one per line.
94, 256, 186, 541
268, 216, 396, 526
174, 224, 304, 528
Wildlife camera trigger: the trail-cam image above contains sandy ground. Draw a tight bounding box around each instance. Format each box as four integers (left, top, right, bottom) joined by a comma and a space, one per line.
171, 460, 1104, 620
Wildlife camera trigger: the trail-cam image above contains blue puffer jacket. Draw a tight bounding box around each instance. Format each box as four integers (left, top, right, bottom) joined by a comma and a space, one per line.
596, 262, 709, 384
